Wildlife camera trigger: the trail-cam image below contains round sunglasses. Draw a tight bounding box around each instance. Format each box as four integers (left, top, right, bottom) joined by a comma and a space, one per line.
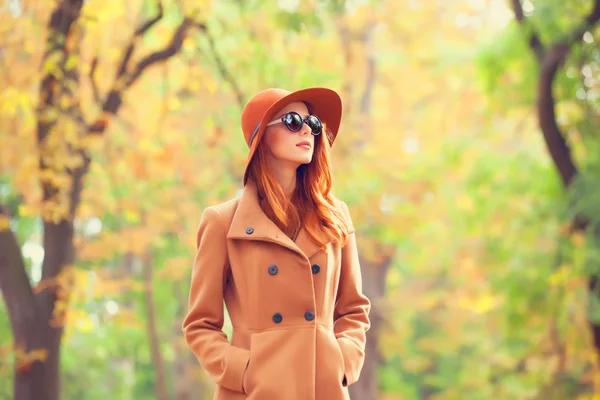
266, 111, 323, 136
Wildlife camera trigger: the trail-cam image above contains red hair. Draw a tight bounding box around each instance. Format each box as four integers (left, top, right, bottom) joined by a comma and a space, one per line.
247, 123, 349, 248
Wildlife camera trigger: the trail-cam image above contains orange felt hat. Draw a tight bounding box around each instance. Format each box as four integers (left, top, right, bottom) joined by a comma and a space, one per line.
240, 87, 343, 185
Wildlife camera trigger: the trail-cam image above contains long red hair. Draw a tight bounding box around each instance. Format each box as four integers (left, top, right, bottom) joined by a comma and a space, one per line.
247, 123, 349, 248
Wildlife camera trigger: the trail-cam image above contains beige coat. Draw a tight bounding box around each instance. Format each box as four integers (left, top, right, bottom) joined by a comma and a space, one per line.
182, 181, 371, 399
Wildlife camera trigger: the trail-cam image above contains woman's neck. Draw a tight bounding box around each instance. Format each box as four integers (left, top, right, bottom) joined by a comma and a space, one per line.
269, 163, 297, 199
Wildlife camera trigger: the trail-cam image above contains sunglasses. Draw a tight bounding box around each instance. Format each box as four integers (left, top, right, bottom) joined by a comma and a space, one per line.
266, 111, 322, 136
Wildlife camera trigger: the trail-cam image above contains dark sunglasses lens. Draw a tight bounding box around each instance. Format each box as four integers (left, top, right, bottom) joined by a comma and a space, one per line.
306, 115, 322, 135
284, 113, 303, 132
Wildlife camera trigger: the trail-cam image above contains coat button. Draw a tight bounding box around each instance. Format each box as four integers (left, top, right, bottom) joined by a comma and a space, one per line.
272, 313, 283, 324
304, 310, 315, 321
311, 264, 320, 274
268, 265, 278, 275
245, 227, 254, 234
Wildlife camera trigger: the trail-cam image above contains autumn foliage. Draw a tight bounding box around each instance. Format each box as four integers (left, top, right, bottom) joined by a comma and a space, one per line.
1, 0, 600, 399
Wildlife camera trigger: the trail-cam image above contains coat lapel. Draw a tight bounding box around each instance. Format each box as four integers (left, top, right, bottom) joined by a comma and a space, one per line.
293, 225, 325, 259
227, 180, 328, 260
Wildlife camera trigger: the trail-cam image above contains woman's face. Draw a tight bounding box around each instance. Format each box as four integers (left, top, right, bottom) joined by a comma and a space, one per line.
262, 101, 316, 169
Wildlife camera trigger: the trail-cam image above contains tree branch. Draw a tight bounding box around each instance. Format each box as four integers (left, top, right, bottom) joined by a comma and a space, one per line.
511, 0, 600, 188
201, 23, 246, 108
117, 0, 164, 78
537, 46, 578, 187
88, 4, 201, 135
359, 23, 376, 115
88, 0, 165, 131
89, 56, 101, 105
135, 0, 164, 36
125, 19, 194, 89
510, 0, 545, 61
565, 0, 600, 46
533, 0, 600, 188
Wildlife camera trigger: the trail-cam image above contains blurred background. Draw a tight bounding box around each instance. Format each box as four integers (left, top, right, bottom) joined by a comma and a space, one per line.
1, 0, 599, 399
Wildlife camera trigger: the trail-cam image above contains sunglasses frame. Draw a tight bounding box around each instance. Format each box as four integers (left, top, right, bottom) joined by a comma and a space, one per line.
266, 111, 322, 136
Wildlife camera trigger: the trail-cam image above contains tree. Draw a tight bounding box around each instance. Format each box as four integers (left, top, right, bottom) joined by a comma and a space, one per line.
509, 0, 600, 361
0, 0, 204, 398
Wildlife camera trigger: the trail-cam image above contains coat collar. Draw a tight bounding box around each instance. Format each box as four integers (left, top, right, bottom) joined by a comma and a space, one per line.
227, 180, 327, 260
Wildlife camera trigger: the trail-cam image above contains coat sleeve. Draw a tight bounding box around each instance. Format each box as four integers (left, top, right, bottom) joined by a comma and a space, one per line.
334, 201, 371, 387
181, 206, 250, 393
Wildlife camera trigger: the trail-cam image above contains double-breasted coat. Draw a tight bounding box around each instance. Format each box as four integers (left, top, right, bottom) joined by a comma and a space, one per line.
182, 180, 371, 400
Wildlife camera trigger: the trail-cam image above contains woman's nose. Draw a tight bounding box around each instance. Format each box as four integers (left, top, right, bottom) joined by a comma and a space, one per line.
298, 122, 311, 136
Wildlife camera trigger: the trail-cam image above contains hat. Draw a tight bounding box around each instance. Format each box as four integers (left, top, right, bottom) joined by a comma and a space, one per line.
240, 87, 343, 185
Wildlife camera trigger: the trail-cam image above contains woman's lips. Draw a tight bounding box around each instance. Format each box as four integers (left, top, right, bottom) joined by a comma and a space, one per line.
296, 141, 311, 149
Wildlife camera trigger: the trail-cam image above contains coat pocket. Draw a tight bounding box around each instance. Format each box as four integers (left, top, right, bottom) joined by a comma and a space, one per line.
314, 328, 347, 399
216, 383, 248, 400
242, 346, 253, 394
242, 331, 274, 398
324, 330, 346, 382
243, 328, 313, 400
334, 337, 346, 379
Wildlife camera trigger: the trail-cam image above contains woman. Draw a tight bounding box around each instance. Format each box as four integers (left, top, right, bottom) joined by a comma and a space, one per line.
182, 87, 371, 400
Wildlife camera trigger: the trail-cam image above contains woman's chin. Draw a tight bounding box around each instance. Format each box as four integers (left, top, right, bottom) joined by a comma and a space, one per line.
299, 155, 313, 165
281, 155, 312, 166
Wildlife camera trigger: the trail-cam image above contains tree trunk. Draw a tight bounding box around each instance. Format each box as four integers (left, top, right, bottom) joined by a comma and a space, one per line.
0, 212, 37, 399
143, 250, 169, 400
8, 1, 85, 399
22, 222, 75, 400
173, 281, 193, 400
536, 44, 600, 351
338, 14, 384, 399
348, 251, 393, 400
1, 217, 78, 400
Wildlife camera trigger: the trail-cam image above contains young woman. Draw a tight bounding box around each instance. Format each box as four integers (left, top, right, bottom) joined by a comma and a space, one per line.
182, 87, 371, 400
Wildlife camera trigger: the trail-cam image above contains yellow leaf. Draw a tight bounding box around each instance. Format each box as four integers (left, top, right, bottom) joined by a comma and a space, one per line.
549, 264, 570, 287
167, 96, 181, 111
138, 138, 160, 154
402, 355, 432, 373
489, 220, 503, 237
387, 267, 401, 288
206, 78, 218, 94
572, 232, 586, 247
157, 257, 189, 281
455, 194, 474, 211
0, 215, 10, 232
65, 53, 78, 71
75, 315, 94, 333
183, 36, 195, 52
188, 80, 201, 92
124, 209, 140, 224
472, 294, 498, 313
457, 293, 500, 314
